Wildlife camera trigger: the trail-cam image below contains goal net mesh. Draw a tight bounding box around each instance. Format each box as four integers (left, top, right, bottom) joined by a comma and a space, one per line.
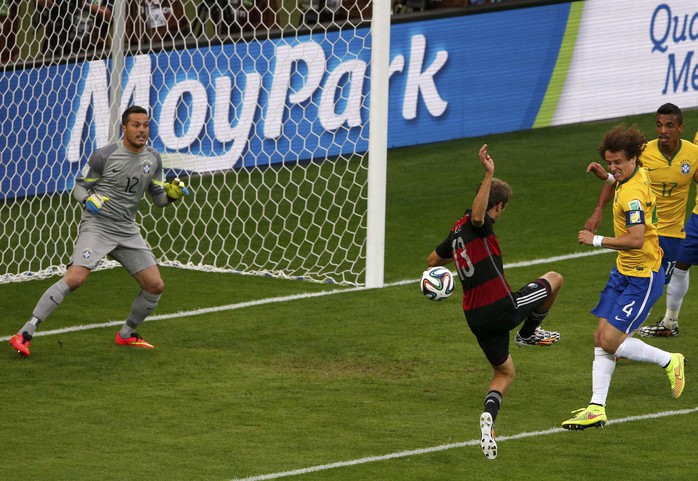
0, 0, 373, 286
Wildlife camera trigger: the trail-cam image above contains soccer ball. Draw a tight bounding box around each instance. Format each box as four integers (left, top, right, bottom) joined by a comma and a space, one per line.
420, 266, 455, 301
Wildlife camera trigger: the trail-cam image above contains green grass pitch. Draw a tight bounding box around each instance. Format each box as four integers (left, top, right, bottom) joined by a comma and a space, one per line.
1, 110, 698, 480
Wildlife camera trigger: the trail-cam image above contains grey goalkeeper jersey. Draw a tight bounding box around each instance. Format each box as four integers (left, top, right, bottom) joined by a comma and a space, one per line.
73, 141, 170, 235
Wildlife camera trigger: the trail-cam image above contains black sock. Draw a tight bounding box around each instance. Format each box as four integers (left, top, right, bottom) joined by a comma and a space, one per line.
483, 390, 502, 423
518, 310, 547, 338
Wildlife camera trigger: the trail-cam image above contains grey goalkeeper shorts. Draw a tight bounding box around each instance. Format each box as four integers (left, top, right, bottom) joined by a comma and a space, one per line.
70, 220, 157, 275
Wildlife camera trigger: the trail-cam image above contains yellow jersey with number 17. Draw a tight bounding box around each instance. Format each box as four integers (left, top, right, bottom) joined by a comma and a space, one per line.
613, 166, 662, 278
641, 139, 698, 238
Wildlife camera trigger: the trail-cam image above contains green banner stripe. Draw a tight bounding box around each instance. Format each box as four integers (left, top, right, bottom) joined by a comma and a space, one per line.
533, 1, 584, 128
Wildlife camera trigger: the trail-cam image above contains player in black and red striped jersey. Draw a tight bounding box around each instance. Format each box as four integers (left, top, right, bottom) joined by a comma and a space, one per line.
427, 144, 563, 460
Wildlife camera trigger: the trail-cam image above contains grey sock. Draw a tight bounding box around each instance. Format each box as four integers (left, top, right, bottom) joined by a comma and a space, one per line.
20, 317, 42, 338
24, 279, 72, 334
119, 290, 160, 338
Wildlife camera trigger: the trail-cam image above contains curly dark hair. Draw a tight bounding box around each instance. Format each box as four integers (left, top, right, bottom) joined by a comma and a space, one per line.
597, 124, 647, 166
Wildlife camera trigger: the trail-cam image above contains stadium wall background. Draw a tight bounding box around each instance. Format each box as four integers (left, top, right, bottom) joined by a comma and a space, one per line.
1, 0, 698, 200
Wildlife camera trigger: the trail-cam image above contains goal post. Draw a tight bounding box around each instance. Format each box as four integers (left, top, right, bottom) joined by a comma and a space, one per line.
0, 0, 388, 288
108, 0, 128, 144
366, 0, 390, 289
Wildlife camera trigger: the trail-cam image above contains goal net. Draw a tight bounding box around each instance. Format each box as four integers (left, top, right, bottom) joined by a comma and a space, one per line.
0, 0, 384, 286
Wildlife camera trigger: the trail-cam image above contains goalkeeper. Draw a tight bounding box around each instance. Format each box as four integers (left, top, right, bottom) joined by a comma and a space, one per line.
9, 105, 190, 357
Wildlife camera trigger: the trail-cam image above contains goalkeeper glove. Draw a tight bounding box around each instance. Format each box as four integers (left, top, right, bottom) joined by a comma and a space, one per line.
83, 194, 110, 214
165, 178, 190, 200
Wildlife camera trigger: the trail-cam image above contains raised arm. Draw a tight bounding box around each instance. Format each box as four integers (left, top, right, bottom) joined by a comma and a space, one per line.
471, 144, 495, 227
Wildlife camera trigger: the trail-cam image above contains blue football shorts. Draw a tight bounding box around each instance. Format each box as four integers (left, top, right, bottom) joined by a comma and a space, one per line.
591, 265, 664, 334
659, 235, 682, 284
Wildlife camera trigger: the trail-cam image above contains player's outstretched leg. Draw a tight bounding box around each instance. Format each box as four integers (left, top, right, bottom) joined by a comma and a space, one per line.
115, 288, 161, 349
561, 404, 607, 430
9, 279, 73, 358
479, 412, 497, 459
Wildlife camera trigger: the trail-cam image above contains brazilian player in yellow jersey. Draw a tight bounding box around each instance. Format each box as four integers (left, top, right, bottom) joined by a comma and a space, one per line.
641, 135, 698, 239
609, 165, 662, 277
650, 125, 698, 335
585, 104, 698, 338
563, 125, 685, 431
635, 111, 698, 337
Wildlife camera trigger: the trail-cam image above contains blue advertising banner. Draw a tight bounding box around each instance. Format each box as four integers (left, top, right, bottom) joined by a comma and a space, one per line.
387, 6, 570, 145
0, 2, 572, 200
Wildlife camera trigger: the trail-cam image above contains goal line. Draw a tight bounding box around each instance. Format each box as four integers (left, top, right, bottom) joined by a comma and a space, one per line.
0, 248, 613, 342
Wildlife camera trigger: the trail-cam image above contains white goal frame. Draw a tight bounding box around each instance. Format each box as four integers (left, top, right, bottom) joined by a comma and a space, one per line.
0, 0, 389, 288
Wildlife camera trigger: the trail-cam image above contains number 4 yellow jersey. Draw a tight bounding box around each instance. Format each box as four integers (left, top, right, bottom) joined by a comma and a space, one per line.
641, 138, 698, 238
613, 167, 662, 277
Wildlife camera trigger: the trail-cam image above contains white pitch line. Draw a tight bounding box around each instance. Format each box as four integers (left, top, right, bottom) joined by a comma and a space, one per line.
0, 249, 613, 342
0, 288, 361, 342
228, 407, 698, 481
367, 249, 614, 288
503, 248, 613, 268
